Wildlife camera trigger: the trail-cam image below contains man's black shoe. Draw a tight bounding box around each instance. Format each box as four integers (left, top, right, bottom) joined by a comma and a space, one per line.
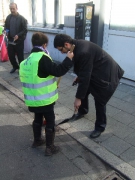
70, 112, 84, 121
10, 68, 18, 73
90, 130, 102, 138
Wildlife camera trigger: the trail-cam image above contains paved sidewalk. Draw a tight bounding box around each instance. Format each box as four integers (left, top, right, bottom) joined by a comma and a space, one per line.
0, 58, 135, 180
0, 83, 115, 180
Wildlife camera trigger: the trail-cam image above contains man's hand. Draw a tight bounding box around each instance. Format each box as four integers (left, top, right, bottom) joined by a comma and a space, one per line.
67, 51, 74, 60
74, 98, 81, 111
72, 77, 79, 86
14, 35, 18, 41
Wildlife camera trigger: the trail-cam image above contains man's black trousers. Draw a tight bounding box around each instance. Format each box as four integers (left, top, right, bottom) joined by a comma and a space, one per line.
78, 93, 106, 132
8, 41, 24, 69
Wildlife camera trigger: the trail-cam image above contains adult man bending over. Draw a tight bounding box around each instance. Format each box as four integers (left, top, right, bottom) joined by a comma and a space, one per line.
54, 34, 124, 138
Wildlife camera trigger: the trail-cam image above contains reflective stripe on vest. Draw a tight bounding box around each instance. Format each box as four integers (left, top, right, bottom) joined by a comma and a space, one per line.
22, 77, 56, 89
24, 89, 58, 101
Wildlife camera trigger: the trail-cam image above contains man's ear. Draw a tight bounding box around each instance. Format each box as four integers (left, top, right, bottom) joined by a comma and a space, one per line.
64, 42, 70, 48
64, 42, 69, 47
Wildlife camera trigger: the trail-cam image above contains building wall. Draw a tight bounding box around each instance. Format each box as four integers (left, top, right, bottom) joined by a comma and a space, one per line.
102, 0, 135, 81
24, 0, 135, 82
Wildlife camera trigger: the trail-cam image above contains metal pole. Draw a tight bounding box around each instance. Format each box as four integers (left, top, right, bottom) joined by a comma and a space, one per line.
54, 0, 59, 28
32, 0, 36, 26
42, 0, 46, 27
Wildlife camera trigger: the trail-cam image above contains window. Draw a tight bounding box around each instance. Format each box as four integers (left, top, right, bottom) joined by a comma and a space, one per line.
110, 0, 135, 32
0, 0, 10, 25
34, 0, 43, 26
14, 0, 32, 25
0, 0, 89, 28
60, 0, 80, 24
46, 0, 54, 27
59, 0, 89, 25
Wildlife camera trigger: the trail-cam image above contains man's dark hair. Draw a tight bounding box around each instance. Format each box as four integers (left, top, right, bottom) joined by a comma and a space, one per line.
32, 32, 48, 46
54, 34, 73, 48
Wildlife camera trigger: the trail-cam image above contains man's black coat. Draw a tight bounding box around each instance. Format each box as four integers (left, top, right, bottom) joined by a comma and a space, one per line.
4, 13, 27, 43
72, 39, 124, 105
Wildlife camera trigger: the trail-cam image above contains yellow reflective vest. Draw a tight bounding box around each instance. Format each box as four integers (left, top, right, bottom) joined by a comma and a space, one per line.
19, 52, 58, 107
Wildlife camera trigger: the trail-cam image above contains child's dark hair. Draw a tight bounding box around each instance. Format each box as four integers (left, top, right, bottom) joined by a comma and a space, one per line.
31, 32, 48, 46
54, 34, 73, 48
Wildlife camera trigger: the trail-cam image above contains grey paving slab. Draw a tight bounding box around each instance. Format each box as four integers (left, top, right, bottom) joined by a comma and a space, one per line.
128, 121, 135, 129
0, 91, 8, 98
121, 94, 135, 105
108, 96, 125, 109
0, 71, 14, 79
70, 117, 94, 131
59, 84, 76, 94
0, 114, 31, 126
108, 97, 135, 114
10, 78, 22, 89
132, 111, 135, 116
119, 101, 135, 114
73, 157, 94, 173
84, 111, 96, 121
128, 89, 135, 96
87, 104, 96, 114
0, 105, 16, 115
107, 121, 134, 139
107, 116, 119, 127
57, 129, 75, 143
66, 140, 87, 156
117, 83, 135, 92
113, 89, 128, 99
0, 77, 24, 101
120, 147, 135, 168
124, 131, 135, 146
59, 142, 79, 160
101, 135, 131, 156
55, 102, 73, 118
112, 111, 135, 125
87, 168, 112, 180
0, 68, 16, 80
106, 105, 122, 117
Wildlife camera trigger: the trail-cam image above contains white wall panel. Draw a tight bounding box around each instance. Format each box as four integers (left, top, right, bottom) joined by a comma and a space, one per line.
107, 35, 135, 80
103, 0, 135, 81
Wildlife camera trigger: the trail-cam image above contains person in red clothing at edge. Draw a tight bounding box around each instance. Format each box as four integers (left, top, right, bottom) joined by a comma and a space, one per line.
19, 32, 74, 156
54, 34, 124, 139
